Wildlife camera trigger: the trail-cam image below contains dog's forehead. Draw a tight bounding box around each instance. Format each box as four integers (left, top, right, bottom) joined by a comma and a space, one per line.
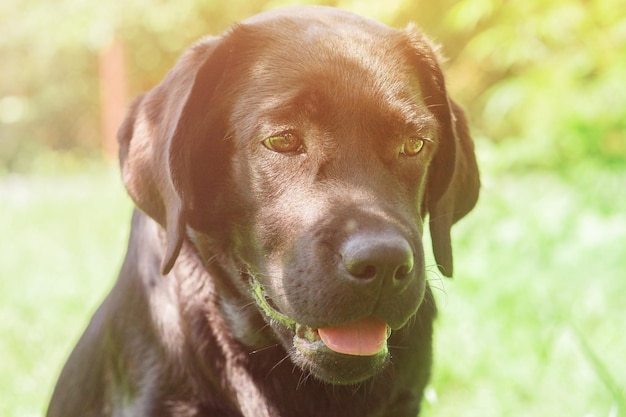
228, 10, 430, 136
240, 7, 400, 69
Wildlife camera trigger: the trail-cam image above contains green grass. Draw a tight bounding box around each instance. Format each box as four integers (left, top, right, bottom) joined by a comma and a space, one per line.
0, 166, 132, 416
1, 160, 624, 416
424, 162, 626, 416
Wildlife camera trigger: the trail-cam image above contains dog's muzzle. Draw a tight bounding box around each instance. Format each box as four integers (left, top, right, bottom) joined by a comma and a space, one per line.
249, 277, 392, 384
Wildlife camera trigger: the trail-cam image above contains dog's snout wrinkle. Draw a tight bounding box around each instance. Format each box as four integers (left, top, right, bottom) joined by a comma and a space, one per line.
341, 233, 414, 289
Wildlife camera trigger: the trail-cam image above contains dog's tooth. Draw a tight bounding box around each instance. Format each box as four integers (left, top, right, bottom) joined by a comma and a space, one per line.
296, 324, 306, 338
309, 328, 320, 342
295, 324, 320, 342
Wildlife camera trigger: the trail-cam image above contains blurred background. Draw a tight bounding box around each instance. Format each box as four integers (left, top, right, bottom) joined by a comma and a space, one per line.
1, 0, 625, 416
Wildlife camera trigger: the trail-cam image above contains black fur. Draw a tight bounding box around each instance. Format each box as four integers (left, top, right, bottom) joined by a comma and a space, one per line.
47, 6, 479, 417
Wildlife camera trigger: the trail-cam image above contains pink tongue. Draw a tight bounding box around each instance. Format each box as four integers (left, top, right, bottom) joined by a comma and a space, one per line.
318, 318, 388, 356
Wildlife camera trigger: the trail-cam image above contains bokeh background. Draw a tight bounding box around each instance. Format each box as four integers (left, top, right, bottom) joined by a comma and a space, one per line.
2, 0, 625, 416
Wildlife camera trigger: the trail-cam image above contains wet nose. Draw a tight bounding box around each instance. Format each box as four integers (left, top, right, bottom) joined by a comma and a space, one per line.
341, 232, 414, 289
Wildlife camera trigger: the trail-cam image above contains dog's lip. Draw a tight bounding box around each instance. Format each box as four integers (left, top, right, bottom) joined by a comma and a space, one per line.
249, 277, 391, 354
249, 277, 299, 330
249, 276, 392, 384
249, 277, 324, 344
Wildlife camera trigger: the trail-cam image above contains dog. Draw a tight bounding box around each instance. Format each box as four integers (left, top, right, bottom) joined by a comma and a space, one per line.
47, 6, 479, 417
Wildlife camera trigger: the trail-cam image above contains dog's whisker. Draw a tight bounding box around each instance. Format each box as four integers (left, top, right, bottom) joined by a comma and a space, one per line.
387, 344, 409, 350
250, 323, 272, 340
249, 343, 280, 356
237, 300, 258, 310
266, 354, 292, 378
296, 371, 309, 391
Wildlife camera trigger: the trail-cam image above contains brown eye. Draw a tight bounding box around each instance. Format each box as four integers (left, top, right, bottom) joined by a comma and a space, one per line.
262, 132, 303, 154
401, 137, 425, 156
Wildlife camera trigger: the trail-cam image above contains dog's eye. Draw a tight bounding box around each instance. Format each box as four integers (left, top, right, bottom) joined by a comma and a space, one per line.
262, 132, 303, 154
400, 137, 426, 157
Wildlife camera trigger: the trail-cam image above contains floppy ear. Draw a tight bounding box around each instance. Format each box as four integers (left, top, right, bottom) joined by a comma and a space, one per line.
404, 25, 480, 277
117, 35, 235, 275
428, 101, 480, 277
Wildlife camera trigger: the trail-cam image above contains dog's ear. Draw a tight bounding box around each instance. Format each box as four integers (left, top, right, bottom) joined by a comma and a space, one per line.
118, 35, 235, 275
403, 25, 480, 277
428, 101, 480, 277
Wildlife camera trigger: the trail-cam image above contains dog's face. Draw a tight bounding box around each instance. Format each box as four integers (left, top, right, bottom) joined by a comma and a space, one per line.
119, 7, 479, 385
223, 26, 437, 382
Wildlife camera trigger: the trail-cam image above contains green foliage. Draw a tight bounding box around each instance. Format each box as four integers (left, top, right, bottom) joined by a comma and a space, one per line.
440, 0, 626, 168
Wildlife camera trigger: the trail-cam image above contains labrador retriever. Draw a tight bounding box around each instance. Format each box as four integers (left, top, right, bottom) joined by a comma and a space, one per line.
47, 6, 479, 417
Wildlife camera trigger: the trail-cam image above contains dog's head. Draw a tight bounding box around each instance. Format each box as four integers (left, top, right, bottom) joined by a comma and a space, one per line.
118, 7, 479, 385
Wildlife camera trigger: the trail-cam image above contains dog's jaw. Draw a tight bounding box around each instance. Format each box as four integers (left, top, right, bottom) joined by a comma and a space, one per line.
248, 275, 391, 385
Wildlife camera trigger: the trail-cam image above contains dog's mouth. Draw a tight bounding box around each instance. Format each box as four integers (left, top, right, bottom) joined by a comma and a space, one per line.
250, 277, 391, 384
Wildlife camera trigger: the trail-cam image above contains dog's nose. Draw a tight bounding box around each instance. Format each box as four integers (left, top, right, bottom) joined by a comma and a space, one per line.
341, 233, 414, 288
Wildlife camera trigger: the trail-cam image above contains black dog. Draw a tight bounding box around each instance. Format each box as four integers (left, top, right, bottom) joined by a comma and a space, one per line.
47, 6, 479, 417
